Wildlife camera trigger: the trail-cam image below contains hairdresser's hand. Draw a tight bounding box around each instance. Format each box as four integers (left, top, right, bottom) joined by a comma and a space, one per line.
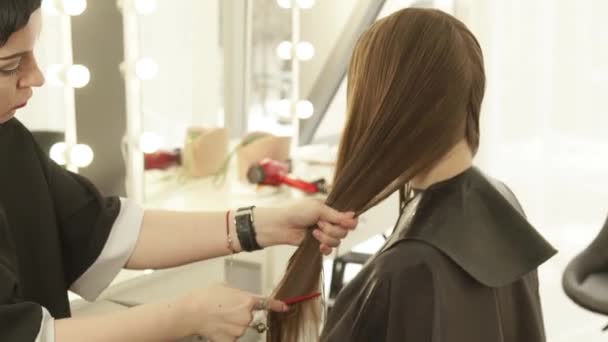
178, 283, 288, 342
256, 199, 358, 255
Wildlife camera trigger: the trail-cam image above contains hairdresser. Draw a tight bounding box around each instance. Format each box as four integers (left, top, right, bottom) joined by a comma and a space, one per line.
0, 2, 357, 341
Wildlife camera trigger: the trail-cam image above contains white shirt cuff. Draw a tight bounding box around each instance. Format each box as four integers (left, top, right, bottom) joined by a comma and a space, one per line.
35, 307, 55, 342
70, 198, 144, 301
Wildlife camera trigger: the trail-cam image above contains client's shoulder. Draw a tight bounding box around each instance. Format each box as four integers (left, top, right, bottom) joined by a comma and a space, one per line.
373, 240, 450, 277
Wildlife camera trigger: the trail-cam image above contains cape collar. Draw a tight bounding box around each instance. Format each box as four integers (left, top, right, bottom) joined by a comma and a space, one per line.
383, 167, 557, 287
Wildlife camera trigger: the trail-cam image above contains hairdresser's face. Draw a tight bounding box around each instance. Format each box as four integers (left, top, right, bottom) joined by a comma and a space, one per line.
0, 9, 44, 124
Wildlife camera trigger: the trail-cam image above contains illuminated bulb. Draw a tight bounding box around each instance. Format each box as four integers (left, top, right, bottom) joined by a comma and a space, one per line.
134, 0, 157, 14
70, 144, 94, 167
46, 64, 90, 88
61, 0, 87, 16
49, 142, 68, 165
276, 0, 291, 9
296, 42, 315, 61
296, 100, 314, 119
66, 64, 91, 88
135, 58, 159, 80
139, 132, 162, 154
276, 41, 292, 60
297, 0, 315, 9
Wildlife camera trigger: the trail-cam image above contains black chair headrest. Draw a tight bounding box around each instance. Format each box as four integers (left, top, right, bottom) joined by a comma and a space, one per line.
563, 216, 608, 315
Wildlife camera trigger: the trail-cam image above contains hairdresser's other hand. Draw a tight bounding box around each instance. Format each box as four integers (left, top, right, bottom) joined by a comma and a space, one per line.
178, 283, 288, 342
255, 199, 358, 255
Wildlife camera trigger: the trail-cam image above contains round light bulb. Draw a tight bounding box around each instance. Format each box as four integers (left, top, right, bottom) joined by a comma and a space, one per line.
66, 64, 91, 88
70, 144, 94, 168
276, 41, 292, 60
296, 100, 314, 119
297, 0, 315, 9
296, 42, 315, 61
276, 0, 292, 9
135, 58, 159, 80
50, 142, 68, 165
139, 132, 162, 154
134, 0, 157, 15
61, 0, 87, 16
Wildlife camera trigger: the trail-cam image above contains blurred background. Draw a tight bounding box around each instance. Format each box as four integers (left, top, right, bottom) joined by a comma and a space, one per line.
21, 0, 608, 340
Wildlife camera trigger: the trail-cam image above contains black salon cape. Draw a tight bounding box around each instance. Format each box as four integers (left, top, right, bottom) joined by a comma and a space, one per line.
0, 119, 121, 340
321, 167, 557, 342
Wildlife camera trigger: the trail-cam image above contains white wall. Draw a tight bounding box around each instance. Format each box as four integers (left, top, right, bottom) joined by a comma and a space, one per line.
456, 0, 608, 232
452, 1, 608, 340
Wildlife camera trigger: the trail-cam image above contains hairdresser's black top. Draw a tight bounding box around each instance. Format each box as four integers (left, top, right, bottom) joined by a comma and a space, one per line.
0, 119, 121, 340
321, 167, 557, 342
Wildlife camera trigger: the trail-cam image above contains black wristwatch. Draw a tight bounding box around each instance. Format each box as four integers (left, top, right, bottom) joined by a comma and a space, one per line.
235, 206, 263, 252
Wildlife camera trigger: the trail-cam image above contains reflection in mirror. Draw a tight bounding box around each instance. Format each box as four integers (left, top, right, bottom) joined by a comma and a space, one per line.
125, 1, 223, 203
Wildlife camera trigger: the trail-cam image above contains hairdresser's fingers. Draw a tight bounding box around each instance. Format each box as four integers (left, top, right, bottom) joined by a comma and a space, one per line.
249, 297, 289, 313
342, 216, 358, 230
266, 298, 289, 312
317, 220, 349, 239
318, 205, 357, 229
320, 244, 332, 255
267, 298, 289, 312
312, 229, 341, 248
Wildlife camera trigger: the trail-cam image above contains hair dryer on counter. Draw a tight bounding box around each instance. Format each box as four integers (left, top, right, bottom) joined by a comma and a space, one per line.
144, 149, 181, 170
246, 158, 328, 194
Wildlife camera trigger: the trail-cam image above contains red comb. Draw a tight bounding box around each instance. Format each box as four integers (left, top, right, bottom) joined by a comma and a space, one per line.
283, 292, 321, 305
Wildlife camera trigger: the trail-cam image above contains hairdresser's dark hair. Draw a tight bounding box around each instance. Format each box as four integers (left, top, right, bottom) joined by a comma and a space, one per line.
268, 8, 485, 342
0, 0, 41, 47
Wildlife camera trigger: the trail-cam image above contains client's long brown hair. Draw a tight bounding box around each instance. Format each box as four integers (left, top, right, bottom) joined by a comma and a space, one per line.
268, 8, 485, 341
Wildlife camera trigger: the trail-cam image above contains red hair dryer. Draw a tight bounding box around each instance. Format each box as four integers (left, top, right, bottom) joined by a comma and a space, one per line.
246, 159, 327, 194
144, 149, 181, 170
